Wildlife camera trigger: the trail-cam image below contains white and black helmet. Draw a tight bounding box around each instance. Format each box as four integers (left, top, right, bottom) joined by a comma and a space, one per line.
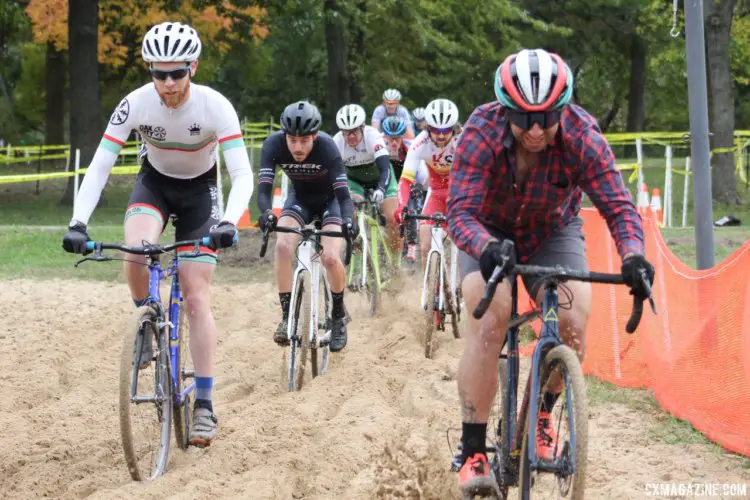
336, 104, 366, 130
382, 88, 402, 102
425, 99, 459, 128
141, 22, 202, 63
412, 107, 426, 121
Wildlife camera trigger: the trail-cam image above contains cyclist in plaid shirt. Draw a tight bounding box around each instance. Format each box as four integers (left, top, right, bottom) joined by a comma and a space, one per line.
447, 48, 656, 495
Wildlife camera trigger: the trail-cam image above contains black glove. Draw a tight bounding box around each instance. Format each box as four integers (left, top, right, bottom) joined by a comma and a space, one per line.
342, 217, 359, 240
259, 209, 277, 232
62, 222, 90, 254
478, 239, 516, 283
621, 254, 655, 299
209, 221, 238, 250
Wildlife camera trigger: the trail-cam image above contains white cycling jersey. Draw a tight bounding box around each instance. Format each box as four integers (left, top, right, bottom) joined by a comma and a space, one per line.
72, 82, 253, 225
400, 129, 460, 191
332, 125, 389, 167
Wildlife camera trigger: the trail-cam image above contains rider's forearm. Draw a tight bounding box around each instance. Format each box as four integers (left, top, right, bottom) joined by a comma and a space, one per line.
71, 146, 119, 225
375, 155, 391, 191
221, 145, 254, 224
257, 180, 273, 213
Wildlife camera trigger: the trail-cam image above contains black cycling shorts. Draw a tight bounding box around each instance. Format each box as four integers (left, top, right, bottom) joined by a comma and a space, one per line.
125, 158, 220, 262
280, 190, 343, 228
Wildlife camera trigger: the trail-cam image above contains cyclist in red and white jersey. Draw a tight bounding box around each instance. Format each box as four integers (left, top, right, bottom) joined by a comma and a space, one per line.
394, 98, 461, 265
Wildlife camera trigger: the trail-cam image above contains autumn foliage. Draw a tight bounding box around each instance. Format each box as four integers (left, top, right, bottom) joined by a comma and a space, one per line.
25, 0, 269, 67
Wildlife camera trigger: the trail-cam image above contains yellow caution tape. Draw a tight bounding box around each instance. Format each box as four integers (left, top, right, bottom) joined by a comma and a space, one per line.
0, 165, 142, 184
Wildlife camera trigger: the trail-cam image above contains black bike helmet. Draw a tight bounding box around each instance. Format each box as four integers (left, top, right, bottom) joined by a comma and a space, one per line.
280, 101, 322, 136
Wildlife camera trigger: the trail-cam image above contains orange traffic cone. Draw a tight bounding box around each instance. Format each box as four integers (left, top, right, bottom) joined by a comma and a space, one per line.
650, 188, 663, 226
237, 209, 253, 229
272, 187, 284, 217
637, 183, 650, 217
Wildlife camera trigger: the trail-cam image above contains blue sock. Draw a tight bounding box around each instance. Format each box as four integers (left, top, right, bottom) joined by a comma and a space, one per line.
196, 376, 214, 401
133, 297, 148, 307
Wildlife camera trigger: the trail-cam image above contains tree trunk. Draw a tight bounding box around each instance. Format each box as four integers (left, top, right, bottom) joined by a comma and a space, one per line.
624, 33, 647, 158
62, 0, 101, 206
45, 42, 66, 147
324, 0, 350, 127
705, 0, 739, 204
348, 0, 366, 103
600, 91, 623, 133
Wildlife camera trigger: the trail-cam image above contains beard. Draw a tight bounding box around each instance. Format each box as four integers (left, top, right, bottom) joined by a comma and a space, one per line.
158, 85, 189, 108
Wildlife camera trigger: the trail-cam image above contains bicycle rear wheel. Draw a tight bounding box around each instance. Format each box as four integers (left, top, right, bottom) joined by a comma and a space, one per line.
310, 274, 330, 378
519, 345, 588, 499
172, 304, 192, 450
119, 305, 172, 481
423, 252, 441, 359
285, 274, 310, 391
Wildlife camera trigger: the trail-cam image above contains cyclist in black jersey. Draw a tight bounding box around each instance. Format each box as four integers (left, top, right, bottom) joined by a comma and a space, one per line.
257, 101, 357, 352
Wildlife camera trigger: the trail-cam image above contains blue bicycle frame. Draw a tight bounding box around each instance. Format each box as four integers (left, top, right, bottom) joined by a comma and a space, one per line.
143, 255, 195, 408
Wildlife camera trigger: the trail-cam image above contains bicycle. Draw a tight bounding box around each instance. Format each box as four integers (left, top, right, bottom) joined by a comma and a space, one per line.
402, 212, 461, 358
450, 252, 656, 499
346, 188, 397, 316
260, 222, 352, 392
74, 235, 218, 481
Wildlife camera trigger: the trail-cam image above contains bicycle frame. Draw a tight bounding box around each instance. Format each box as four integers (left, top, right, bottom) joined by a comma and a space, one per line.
134, 255, 194, 407
351, 199, 394, 291
499, 279, 573, 477
419, 222, 459, 314
287, 229, 332, 347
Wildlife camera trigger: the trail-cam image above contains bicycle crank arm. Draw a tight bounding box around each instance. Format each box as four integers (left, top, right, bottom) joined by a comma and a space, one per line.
182, 369, 195, 378
131, 395, 165, 404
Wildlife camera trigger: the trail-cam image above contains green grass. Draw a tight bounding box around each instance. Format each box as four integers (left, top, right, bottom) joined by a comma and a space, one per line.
586, 377, 720, 448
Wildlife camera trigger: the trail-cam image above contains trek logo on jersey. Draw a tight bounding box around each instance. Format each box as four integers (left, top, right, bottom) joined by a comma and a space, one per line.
189, 123, 201, 136
139, 124, 167, 142
277, 163, 324, 176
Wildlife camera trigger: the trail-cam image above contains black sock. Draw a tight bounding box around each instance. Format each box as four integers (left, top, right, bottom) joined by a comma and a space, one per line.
279, 292, 291, 319
331, 291, 345, 319
542, 391, 560, 413
461, 422, 487, 461
195, 398, 213, 412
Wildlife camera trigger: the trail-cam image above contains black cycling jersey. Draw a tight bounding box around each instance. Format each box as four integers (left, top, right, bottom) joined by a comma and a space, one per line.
257, 131, 353, 221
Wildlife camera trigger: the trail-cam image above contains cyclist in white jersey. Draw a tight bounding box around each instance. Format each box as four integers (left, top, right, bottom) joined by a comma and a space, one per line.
334, 104, 401, 254
62, 22, 253, 447
371, 88, 415, 139
394, 98, 461, 266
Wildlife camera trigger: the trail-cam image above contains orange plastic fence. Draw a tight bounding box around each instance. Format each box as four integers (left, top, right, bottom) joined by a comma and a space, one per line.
522, 208, 750, 456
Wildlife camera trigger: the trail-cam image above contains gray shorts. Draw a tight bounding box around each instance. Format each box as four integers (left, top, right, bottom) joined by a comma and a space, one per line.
458, 217, 588, 299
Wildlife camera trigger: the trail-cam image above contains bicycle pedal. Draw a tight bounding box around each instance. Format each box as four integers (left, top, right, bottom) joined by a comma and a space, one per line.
183, 369, 195, 378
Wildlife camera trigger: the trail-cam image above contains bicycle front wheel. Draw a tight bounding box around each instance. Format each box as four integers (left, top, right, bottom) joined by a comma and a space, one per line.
519, 345, 588, 499
119, 306, 173, 481
423, 252, 441, 359
285, 274, 310, 391
172, 304, 192, 450
311, 273, 330, 378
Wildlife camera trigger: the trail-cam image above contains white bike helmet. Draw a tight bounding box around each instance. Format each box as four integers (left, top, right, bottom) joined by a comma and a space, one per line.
336, 104, 366, 130
382, 88, 402, 102
412, 107, 426, 121
142, 22, 202, 63
425, 99, 459, 128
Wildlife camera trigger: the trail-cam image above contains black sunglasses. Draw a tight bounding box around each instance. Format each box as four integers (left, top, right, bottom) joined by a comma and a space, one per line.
507, 109, 562, 130
149, 66, 191, 82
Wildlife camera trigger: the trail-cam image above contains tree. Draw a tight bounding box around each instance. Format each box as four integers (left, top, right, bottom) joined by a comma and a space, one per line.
63, 0, 100, 205
705, 0, 740, 204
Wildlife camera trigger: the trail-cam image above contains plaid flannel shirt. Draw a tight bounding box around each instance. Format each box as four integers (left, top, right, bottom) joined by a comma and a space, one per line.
447, 102, 644, 262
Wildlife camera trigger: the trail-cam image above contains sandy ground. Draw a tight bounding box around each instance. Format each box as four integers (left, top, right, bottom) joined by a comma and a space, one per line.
2, 273, 749, 499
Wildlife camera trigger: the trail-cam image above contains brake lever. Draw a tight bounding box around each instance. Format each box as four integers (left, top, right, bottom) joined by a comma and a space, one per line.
74, 254, 112, 267
638, 268, 659, 315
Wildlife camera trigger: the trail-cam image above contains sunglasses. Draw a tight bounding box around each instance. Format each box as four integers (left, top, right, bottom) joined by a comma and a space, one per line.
506, 109, 562, 130
342, 129, 362, 137
429, 126, 452, 135
150, 66, 191, 82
